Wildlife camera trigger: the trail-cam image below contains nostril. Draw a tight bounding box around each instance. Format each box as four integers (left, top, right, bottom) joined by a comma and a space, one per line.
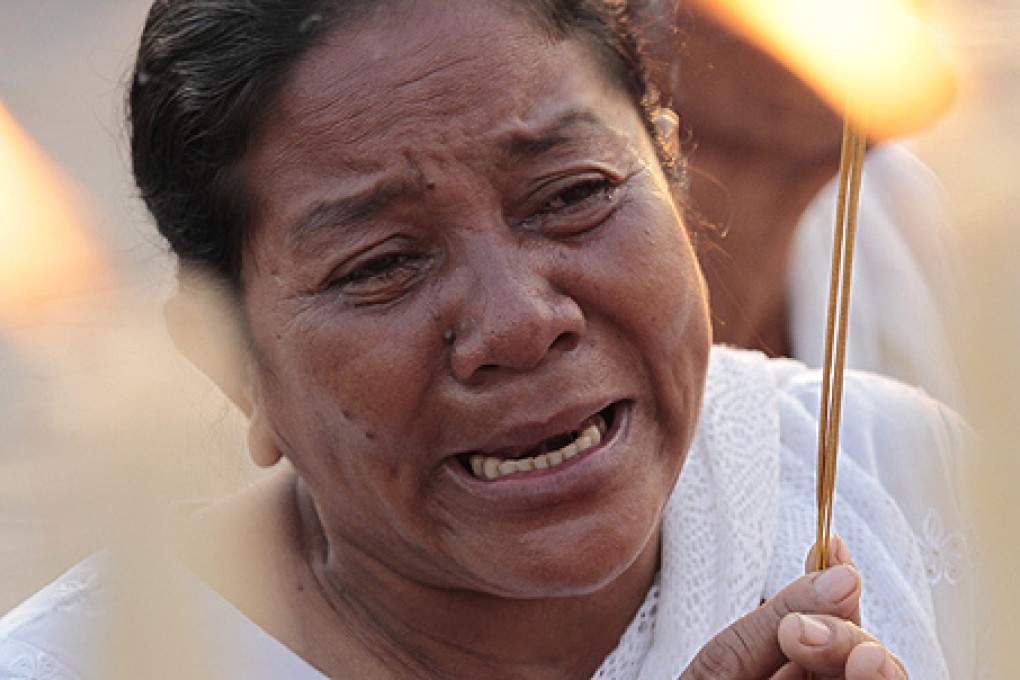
550, 330, 581, 354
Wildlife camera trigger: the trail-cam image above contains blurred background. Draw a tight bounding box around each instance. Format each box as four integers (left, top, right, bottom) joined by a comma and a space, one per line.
0, 0, 253, 614
1, 0, 1018, 663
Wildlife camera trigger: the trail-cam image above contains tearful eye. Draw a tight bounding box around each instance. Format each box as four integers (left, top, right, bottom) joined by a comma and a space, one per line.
327, 250, 433, 307
334, 253, 415, 286
521, 174, 623, 236
540, 178, 616, 214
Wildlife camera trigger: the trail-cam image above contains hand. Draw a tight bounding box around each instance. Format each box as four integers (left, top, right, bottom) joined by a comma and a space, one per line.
680, 536, 908, 679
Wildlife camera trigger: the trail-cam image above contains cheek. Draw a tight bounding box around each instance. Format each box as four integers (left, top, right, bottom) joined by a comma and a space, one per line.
601, 200, 710, 344
595, 201, 711, 425
252, 310, 446, 541
250, 296, 443, 455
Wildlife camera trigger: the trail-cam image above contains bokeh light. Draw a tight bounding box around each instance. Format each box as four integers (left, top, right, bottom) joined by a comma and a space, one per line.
0, 100, 108, 329
690, 0, 957, 137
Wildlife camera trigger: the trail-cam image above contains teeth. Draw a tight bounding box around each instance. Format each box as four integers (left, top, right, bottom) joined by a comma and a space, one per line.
484, 458, 500, 480
467, 413, 609, 481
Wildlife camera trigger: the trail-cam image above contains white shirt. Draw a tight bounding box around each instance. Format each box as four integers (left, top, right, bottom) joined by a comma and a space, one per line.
0, 347, 974, 679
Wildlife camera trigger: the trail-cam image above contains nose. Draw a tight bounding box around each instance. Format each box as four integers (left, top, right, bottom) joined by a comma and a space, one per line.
448, 252, 585, 382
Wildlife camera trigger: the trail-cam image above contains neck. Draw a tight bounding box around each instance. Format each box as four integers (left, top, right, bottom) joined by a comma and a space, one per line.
294, 477, 658, 679
689, 143, 840, 356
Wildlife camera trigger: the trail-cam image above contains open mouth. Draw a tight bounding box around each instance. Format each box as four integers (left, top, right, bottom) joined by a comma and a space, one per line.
456, 403, 620, 481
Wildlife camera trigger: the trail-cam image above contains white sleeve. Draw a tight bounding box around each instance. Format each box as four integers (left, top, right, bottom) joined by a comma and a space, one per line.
765, 363, 977, 679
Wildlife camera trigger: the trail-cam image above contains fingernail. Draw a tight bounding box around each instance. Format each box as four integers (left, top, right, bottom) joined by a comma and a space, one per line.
814, 564, 857, 604
878, 653, 899, 679
797, 614, 831, 646
833, 535, 852, 565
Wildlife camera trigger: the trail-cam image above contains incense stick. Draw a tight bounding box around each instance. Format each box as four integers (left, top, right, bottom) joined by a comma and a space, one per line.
814, 109, 867, 574
804, 107, 866, 680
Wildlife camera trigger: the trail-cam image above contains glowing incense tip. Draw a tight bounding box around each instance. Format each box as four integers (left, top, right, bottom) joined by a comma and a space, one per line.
0, 100, 109, 327
689, 0, 957, 138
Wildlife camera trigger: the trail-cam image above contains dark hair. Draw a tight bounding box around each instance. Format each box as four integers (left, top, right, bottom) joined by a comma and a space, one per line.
129, 0, 676, 291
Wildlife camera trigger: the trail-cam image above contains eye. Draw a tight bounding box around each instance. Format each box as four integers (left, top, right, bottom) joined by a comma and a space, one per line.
541, 177, 616, 214
521, 174, 622, 235
327, 249, 432, 306
334, 253, 414, 286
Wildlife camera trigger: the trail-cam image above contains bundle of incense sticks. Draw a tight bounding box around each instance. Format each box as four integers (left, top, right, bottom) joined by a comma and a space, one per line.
814, 109, 868, 573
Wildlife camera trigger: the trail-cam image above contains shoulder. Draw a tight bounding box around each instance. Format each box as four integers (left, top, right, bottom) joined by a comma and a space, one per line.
0, 492, 329, 680
761, 357, 975, 678
0, 554, 111, 680
768, 357, 969, 492
766, 357, 972, 571
705, 347, 969, 495
706, 346, 969, 473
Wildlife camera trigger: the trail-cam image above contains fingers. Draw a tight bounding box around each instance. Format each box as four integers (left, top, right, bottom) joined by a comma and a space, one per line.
846, 642, 908, 680
804, 534, 854, 573
804, 535, 860, 626
679, 563, 862, 679
797, 563, 861, 620
683, 538, 898, 680
768, 662, 805, 680
777, 614, 908, 679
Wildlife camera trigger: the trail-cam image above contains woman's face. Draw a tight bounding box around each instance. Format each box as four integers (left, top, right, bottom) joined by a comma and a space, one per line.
241, 0, 711, 598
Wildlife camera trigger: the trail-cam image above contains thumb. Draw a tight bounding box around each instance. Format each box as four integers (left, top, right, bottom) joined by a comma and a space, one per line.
679, 563, 861, 680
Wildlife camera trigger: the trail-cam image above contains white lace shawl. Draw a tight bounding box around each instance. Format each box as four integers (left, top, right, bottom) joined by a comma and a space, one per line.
0, 348, 974, 679
594, 347, 975, 679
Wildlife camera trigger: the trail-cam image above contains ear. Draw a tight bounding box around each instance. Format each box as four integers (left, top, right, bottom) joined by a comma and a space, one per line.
165, 279, 286, 468
652, 107, 681, 159
163, 284, 253, 417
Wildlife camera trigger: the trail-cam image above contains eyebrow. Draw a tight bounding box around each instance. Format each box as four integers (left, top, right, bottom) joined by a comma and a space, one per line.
288, 178, 412, 251
286, 108, 606, 249
497, 109, 603, 159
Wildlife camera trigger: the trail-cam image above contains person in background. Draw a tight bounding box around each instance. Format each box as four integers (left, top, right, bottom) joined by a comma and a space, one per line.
632, 0, 964, 407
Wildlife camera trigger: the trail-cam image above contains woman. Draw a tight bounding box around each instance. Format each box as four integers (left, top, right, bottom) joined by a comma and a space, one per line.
0, 0, 970, 677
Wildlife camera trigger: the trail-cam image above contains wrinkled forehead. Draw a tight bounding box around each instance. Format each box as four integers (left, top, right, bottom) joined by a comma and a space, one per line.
248, 0, 628, 166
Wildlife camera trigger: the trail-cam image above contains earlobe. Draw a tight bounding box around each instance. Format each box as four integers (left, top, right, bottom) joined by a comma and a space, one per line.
247, 404, 283, 468
652, 107, 681, 158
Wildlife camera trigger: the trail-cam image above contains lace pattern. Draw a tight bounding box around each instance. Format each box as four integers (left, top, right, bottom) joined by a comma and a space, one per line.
594, 348, 780, 678
1, 641, 69, 680
916, 507, 969, 587
593, 347, 971, 679
0, 348, 972, 679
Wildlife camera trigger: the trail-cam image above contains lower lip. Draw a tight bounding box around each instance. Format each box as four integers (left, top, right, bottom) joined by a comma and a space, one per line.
444, 401, 633, 510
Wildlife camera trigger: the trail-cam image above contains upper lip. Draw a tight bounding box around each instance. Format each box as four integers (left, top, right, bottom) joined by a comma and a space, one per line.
458, 398, 617, 458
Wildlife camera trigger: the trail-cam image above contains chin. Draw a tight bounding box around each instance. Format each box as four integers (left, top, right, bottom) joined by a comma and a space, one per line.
473, 506, 662, 600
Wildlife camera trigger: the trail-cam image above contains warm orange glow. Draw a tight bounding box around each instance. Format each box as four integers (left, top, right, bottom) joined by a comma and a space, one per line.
0, 101, 109, 327
690, 0, 957, 138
